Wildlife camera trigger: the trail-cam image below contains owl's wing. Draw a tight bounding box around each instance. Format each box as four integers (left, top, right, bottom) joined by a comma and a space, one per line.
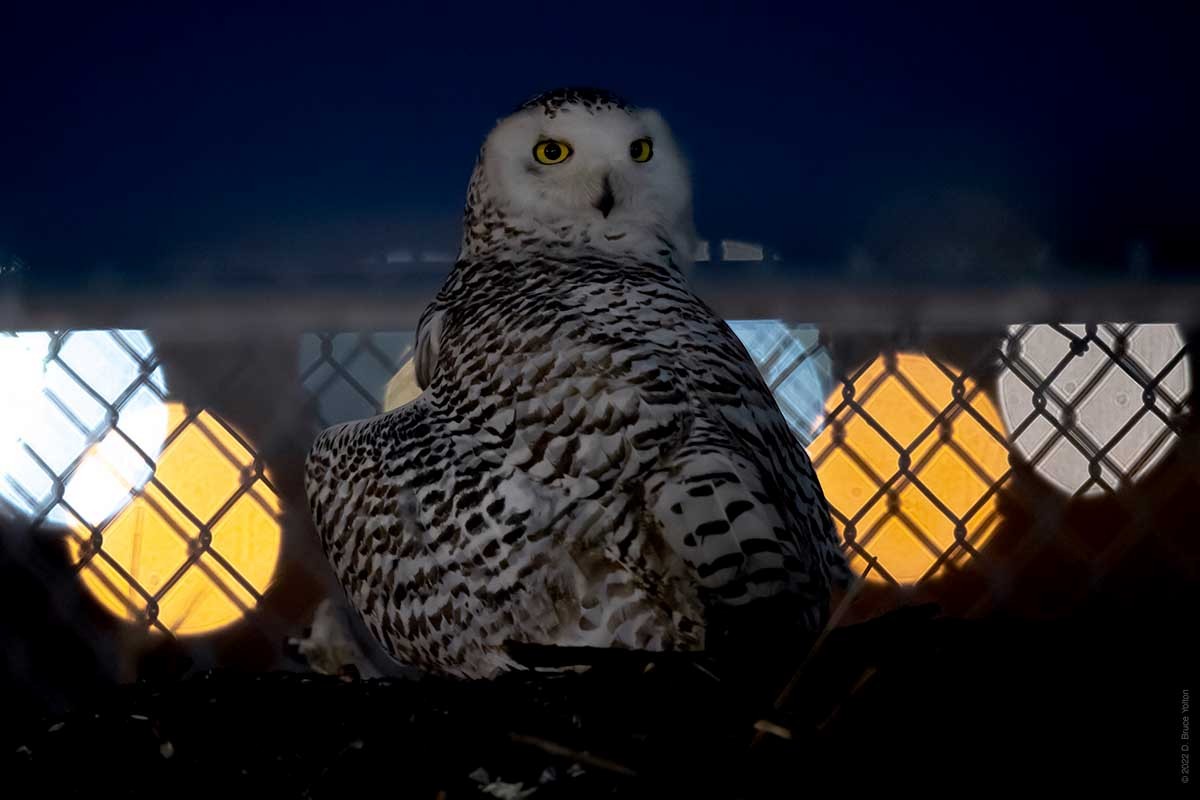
304, 401, 431, 626
308, 390, 545, 676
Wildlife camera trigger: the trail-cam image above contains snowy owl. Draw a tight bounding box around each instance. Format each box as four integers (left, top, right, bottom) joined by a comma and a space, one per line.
306, 87, 850, 679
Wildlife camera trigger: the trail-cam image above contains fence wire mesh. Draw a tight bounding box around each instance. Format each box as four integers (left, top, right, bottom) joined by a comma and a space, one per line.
0, 314, 1196, 706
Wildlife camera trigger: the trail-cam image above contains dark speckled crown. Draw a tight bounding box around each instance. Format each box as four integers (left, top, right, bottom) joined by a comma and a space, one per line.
515, 87, 633, 118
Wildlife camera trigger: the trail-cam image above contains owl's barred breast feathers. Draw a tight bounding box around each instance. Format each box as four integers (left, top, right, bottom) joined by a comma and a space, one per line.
305, 88, 848, 679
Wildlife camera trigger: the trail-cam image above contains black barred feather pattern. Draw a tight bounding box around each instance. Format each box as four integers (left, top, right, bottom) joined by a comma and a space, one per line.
516, 86, 633, 117
305, 89, 849, 679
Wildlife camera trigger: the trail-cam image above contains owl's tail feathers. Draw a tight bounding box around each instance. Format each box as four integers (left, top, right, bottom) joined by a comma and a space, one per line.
651, 448, 810, 609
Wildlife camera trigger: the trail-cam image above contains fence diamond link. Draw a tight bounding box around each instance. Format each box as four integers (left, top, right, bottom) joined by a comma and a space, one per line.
0, 323, 1193, 651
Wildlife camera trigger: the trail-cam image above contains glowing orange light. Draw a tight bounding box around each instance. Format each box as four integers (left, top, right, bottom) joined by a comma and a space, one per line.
808, 352, 1008, 584
67, 404, 282, 635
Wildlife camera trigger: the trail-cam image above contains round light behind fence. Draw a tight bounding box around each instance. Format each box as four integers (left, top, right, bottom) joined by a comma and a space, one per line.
998, 323, 1190, 496
67, 404, 282, 636
808, 352, 1009, 584
730, 320, 833, 444
0, 330, 167, 528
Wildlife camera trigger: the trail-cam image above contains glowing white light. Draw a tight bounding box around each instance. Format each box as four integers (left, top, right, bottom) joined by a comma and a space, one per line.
998, 323, 1190, 496
0, 330, 168, 527
0, 334, 46, 472
728, 320, 832, 444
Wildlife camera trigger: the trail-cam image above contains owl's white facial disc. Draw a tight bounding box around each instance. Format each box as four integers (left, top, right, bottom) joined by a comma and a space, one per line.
465, 90, 696, 265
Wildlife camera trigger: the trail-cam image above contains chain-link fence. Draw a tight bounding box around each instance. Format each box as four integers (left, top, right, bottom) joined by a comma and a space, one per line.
0, 299, 1197, 722
809, 322, 1195, 621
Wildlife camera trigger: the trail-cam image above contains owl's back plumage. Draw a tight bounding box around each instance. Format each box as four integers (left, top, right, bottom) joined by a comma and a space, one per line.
305, 88, 849, 679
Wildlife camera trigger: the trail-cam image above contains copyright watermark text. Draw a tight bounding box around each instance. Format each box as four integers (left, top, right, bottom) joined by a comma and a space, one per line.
1182, 689, 1190, 784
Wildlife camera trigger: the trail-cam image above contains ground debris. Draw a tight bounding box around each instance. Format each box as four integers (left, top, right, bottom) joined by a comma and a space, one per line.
0, 611, 1184, 796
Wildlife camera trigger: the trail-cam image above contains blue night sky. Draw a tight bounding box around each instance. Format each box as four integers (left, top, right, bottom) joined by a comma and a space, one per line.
1, 2, 1197, 287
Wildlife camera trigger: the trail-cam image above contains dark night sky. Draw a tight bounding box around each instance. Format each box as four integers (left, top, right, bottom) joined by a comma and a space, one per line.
1, 2, 1197, 288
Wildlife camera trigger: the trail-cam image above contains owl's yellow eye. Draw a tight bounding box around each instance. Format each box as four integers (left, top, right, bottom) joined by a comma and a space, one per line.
629, 138, 653, 163
533, 140, 572, 165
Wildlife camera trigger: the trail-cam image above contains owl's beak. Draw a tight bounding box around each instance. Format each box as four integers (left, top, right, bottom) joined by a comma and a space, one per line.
593, 175, 616, 218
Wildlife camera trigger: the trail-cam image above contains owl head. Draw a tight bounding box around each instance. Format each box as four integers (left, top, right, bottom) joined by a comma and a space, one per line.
461, 88, 696, 265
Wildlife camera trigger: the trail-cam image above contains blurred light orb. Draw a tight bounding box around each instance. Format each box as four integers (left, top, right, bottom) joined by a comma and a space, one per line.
67, 404, 282, 636
728, 320, 832, 444
0, 334, 44, 455
383, 360, 422, 412
998, 323, 1190, 496
0, 330, 167, 528
808, 352, 1008, 584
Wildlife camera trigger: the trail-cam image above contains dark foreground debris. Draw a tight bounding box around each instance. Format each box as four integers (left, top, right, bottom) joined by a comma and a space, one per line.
3, 607, 1191, 797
